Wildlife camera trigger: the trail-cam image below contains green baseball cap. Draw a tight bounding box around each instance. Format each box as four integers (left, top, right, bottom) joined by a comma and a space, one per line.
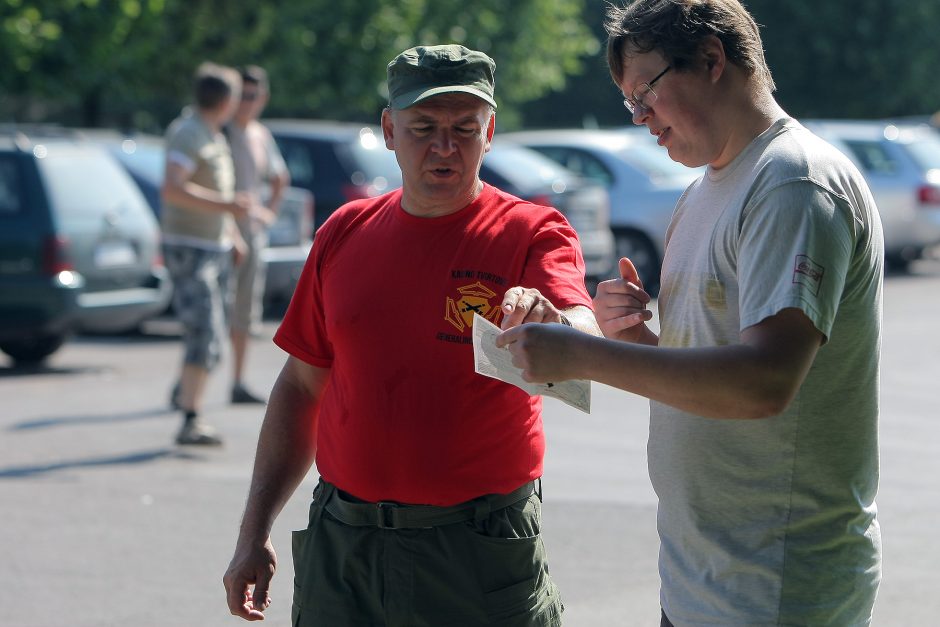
387, 45, 497, 110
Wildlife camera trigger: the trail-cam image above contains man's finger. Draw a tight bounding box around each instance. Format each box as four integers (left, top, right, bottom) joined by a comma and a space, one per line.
619, 257, 643, 288
252, 570, 273, 613
226, 576, 253, 619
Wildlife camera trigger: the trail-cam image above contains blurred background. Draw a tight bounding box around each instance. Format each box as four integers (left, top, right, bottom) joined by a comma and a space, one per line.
2, 0, 940, 131
3, 3, 940, 625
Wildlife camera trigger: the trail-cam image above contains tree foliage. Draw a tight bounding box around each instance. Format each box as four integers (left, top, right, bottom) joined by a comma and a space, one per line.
0, 0, 597, 130
4, 0, 940, 131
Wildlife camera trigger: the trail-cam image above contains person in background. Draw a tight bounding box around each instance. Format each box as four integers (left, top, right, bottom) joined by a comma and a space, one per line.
161, 62, 255, 446
224, 44, 600, 625
498, 1, 884, 625
225, 65, 290, 405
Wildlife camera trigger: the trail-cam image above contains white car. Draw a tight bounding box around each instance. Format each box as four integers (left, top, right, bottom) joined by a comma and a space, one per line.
500, 128, 702, 292
804, 120, 940, 269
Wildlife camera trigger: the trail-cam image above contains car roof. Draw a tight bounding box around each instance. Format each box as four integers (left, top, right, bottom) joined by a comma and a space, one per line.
499, 127, 655, 150
265, 118, 382, 139
0, 124, 87, 151
76, 128, 164, 146
803, 119, 938, 143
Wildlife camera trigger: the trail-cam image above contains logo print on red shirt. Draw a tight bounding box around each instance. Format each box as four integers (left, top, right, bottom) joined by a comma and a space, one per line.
445, 281, 502, 331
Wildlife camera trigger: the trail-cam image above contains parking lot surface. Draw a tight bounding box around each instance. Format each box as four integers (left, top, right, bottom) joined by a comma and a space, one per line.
2, 257, 939, 626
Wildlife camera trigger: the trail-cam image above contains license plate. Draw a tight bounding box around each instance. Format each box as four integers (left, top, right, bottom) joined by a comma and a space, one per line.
94, 241, 137, 268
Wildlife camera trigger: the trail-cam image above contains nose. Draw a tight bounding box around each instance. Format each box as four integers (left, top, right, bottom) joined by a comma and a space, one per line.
431, 128, 457, 156
632, 104, 651, 125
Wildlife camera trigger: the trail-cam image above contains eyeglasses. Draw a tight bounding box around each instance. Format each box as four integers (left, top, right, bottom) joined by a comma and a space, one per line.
623, 65, 671, 114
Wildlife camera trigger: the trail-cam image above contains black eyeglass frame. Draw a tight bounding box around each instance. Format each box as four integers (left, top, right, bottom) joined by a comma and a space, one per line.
623, 65, 671, 114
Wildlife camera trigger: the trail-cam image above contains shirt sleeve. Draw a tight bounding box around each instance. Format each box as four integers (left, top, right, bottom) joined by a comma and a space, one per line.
262, 127, 288, 180
165, 123, 199, 174
737, 180, 857, 340
273, 227, 334, 367
518, 210, 594, 310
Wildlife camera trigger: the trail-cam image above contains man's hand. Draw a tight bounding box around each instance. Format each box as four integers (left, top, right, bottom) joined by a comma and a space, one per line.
593, 258, 653, 342
495, 322, 582, 383
223, 537, 277, 621
228, 192, 255, 219
500, 286, 566, 330
251, 205, 278, 227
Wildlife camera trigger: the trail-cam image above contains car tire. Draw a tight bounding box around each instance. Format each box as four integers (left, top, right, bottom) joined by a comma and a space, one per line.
614, 229, 660, 296
0, 334, 68, 365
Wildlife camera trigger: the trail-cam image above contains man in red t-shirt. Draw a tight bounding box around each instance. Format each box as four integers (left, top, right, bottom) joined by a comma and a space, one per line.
224, 45, 599, 626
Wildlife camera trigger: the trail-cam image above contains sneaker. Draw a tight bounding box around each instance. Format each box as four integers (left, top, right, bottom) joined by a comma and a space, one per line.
175, 419, 223, 446
231, 384, 266, 405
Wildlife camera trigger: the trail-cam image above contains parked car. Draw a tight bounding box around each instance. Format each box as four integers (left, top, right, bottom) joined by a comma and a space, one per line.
804, 120, 940, 269
483, 141, 615, 282
0, 126, 172, 364
500, 128, 704, 292
268, 119, 615, 283
267, 119, 402, 230
81, 129, 314, 311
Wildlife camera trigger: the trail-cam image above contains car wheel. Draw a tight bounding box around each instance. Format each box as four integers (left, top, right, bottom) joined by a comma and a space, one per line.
614, 229, 660, 296
0, 334, 68, 365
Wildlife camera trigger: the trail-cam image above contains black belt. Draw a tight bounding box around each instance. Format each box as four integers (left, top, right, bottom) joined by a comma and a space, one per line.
324, 480, 539, 530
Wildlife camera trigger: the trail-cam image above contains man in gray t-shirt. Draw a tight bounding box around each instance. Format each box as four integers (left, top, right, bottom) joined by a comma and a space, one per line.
497, 1, 883, 625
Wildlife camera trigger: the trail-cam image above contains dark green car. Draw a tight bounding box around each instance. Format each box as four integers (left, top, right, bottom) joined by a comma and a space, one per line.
0, 128, 171, 365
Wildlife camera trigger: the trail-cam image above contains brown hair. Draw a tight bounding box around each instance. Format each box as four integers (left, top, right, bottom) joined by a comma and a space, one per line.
193, 62, 241, 110
606, 0, 775, 92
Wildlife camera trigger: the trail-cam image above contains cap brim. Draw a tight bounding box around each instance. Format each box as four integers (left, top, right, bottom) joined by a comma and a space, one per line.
391, 85, 497, 110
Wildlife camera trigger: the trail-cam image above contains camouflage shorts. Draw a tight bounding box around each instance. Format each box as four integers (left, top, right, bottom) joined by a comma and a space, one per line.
163, 244, 229, 370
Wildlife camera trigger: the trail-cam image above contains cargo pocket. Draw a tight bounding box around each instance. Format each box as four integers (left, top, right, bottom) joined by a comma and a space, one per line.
464, 494, 563, 625
290, 527, 310, 626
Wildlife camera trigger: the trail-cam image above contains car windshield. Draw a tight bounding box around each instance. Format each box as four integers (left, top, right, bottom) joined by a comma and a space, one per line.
110, 140, 164, 184
902, 133, 940, 171
344, 129, 402, 188
613, 140, 701, 180
485, 144, 572, 188
36, 144, 148, 219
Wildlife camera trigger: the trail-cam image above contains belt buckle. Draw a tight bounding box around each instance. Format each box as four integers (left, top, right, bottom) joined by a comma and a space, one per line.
376, 501, 398, 529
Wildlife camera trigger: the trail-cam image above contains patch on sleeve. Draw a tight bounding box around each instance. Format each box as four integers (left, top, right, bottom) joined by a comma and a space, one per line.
792, 254, 825, 296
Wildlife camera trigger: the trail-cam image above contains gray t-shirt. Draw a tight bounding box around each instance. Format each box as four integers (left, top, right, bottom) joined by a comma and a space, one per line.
652, 118, 883, 626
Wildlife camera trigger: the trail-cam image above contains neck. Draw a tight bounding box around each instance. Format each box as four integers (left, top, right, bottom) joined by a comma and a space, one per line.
197, 108, 225, 133
400, 179, 484, 218
710, 89, 786, 170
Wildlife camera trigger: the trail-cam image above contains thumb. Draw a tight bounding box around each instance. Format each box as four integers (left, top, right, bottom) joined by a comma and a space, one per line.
619, 257, 643, 288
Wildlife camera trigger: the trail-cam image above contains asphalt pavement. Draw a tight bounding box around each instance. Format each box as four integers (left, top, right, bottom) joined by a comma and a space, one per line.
2, 257, 939, 626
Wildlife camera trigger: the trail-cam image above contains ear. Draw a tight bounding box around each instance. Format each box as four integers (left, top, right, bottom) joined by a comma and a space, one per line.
700, 35, 726, 83
381, 107, 395, 149
484, 112, 496, 151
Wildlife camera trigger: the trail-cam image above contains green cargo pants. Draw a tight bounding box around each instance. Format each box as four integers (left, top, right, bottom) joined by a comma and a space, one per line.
291, 480, 564, 626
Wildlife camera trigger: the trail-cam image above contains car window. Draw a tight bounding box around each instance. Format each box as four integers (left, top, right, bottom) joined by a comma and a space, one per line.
532, 146, 614, 186
35, 145, 149, 219
902, 133, 940, 171
614, 141, 700, 180
339, 129, 402, 189
277, 137, 316, 188
484, 144, 572, 190
111, 140, 164, 184
0, 156, 22, 215
842, 140, 898, 175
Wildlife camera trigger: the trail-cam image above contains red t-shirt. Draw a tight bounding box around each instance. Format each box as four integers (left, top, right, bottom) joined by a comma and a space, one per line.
274, 184, 592, 505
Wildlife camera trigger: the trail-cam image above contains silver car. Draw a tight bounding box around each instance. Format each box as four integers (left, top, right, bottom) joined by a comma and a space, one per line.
804, 120, 940, 269
500, 128, 702, 292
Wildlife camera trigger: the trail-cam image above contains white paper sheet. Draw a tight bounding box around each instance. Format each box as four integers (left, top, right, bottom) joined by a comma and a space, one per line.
472, 313, 591, 414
